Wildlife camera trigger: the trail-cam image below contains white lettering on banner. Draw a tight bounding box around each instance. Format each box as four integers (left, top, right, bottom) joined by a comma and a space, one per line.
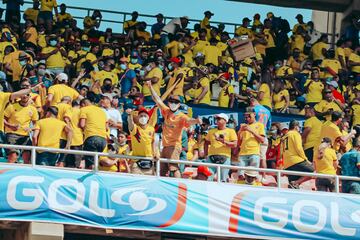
254, 197, 288, 230
293, 200, 326, 233
89, 181, 115, 217
331, 202, 356, 236
6, 176, 45, 210
48, 179, 85, 214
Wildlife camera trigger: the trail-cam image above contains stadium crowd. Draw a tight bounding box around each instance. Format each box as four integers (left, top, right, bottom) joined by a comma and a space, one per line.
0, 0, 360, 193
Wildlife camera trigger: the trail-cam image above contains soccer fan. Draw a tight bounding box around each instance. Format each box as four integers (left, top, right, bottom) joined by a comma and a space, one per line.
217, 72, 235, 108
38, 0, 58, 33
147, 81, 201, 178
32, 106, 72, 166
315, 137, 338, 192
237, 107, 265, 173
236, 170, 262, 186
315, 89, 343, 121
127, 107, 157, 175
100, 94, 122, 138
281, 120, 314, 189
302, 105, 322, 162
204, 113, 238, 181
79, 98, 108, 169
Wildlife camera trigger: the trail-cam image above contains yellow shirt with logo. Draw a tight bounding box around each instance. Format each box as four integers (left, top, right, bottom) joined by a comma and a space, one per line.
320, 59, 342, 78
303, 116, 323, 150
282, 130, 307, 169
239, 122, 265, 156
4, 103, 38, 136
41, 46, 66, 68
219, 84, 234, 108
314, 100, 342, 121
205, 127, 238, 158
315, 147, 337, 175
130, 124, 154, 157
34, 118, 66, 148
305, 79, 324, 103
235, 27, 254, 40
80, 105, 108, 140
273, 89, 289, 110
193, 77, 211, 105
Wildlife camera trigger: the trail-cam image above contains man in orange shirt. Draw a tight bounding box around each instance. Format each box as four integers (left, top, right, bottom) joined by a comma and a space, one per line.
146, 81, 202, 178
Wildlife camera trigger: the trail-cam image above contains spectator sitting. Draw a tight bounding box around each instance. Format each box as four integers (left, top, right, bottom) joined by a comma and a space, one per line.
194, 165, 212, 181
237, 170, 262, 186
7, 149, 20, 164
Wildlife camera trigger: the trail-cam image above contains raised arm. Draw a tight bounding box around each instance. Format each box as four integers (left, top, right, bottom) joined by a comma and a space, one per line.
145, 81, 167, 109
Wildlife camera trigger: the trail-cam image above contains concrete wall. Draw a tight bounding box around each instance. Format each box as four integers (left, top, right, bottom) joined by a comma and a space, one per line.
311, 10, 343, 45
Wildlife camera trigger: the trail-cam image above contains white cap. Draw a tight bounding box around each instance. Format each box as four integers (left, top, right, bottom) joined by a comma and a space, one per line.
194, 52, 204, 58
215, 113, 229, 123
328, 80, 338, 88
244, 170, 258, 177
56, 73, 68, 82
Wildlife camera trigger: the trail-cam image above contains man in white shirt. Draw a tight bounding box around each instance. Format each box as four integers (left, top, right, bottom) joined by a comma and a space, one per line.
100, 94, 122, 138
161, 16, 189, 46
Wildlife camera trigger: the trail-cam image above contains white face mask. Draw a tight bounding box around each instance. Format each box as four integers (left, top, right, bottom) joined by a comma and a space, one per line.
169, 103, 180, 112
139, 116, 149, 125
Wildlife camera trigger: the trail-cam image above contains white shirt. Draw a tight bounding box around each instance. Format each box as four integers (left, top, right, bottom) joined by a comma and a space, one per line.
307, 29, 322, 45
161, 18, 181, 35
102, 107, 122, 137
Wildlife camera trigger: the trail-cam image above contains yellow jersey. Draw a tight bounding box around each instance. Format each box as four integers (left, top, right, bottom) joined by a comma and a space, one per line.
205, 127, 238, 158
349, 53, 360, 73
0, 92, 11, 132
203, 45, 222, 66
47, 84, 80, 106
64, 107, 84, 146
304, 79, 324, 103
315, 147, 337, 175
314, 100, 342, 121
142, 67, 163, 97
34, 118, 66, 149
303, 116, 323, 150
282, 130, 308, 169
311, 42, 328, 61
258, 83, 272, 109
218, 84, 235, 108
79, 105, 108, 140
239, 122, 265, 156
193, 77, 211, 105
40, 0, 57, 12
4, 103, 39, 136
130, 124, 155, 157
273, 89, 289, 110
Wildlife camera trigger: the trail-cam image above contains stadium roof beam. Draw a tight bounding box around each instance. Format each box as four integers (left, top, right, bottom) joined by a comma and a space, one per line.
226, 0, 353, 12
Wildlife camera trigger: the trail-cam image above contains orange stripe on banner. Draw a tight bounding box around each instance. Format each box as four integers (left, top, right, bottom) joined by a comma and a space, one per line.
228, 191, 248, 233
158, 183, 187, 228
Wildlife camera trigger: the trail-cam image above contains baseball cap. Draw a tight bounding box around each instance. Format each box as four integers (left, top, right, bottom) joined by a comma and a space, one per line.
170, 57, 181, 64
56, 73, 68, 82
194, 52, 205, 59
137, 106, 149, 116
243, 57, 253, 65
296, 14, 303, 19
155, 13, 164, 18
243, 17, 252, 22
204, 11, 214, 16
219, 72, 230, 81
215, 113, 229, 123
197, 165, 212, 177
244, 170, 258, 177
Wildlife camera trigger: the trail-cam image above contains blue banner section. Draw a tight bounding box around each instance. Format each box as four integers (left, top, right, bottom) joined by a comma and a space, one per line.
0, 165, 359, 239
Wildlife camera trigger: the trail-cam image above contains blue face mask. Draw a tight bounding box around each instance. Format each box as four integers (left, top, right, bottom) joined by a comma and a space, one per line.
82, 47, 90, 51
130, 58, 138, 64
159, 65, 164, 71
139, 70, 145, 77
49, 40, 57, 47
20, 60, 27, 66
120, 64, 127, 70
275, 63, 281, 69
168, 63, 173, 71
29, 76, 38, 86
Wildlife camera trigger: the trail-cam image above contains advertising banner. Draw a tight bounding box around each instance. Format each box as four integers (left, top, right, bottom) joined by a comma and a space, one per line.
0, 165, 359, 239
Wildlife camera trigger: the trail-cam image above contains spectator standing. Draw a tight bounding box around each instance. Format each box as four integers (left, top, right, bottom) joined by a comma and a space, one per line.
3, 0, 23, 29
79, 98, 108, 169
237, 107, 265, 174
281, 120, 314, 189
151, 13, 165, 43
218, 73, 235, 108
340, 137, 360, 194
315, 137, 338, 192
124, 11, 138, 34
147, 81, 201, 178
32, 106, 72, 166
46, 73, 81, 107
160, 16, 189, 47
100, 94, 123, 138
38, 0, 58, 33
205, 113, 237, 181
23, 1, 40, 25
302, 105, 322, 162
127, 107, 158, 175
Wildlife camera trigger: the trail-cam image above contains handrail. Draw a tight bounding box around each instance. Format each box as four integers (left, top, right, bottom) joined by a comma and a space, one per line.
20, 1, 239, 35
1, 144, 359, 194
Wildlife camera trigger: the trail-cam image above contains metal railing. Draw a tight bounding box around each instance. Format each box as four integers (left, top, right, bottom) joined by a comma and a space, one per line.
1, 144, 360, 194
18, 1, 240, 35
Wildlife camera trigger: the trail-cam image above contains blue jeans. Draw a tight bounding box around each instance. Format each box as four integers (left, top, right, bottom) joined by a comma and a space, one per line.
238, 154, 260, 175
205, 156, 231, 182
37, 152, 59, 166
83, 136, 107, 168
